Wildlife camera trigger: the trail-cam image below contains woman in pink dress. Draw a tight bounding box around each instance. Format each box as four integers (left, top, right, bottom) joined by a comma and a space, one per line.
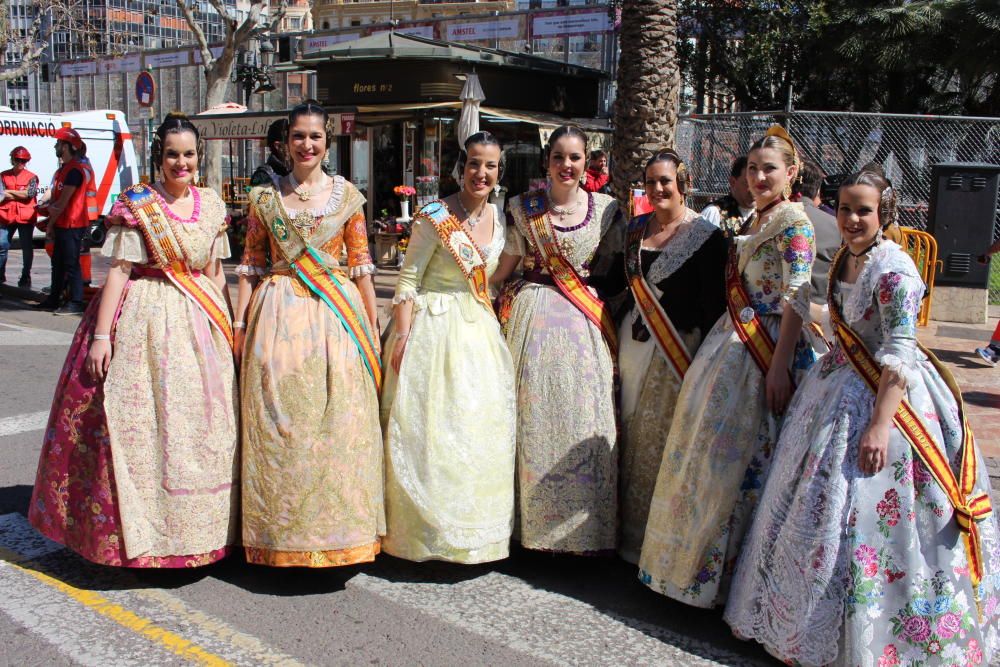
28, 113, 239, 567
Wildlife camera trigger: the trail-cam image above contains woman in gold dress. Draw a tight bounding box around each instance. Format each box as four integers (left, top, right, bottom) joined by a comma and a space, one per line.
234, 102, 384, 567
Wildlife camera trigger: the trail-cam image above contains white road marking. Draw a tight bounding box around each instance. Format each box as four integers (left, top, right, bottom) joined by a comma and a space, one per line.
0, 514, 309, 667
0, 411, 49, 438
0, 322, 75, 347
350, 572, 769, 666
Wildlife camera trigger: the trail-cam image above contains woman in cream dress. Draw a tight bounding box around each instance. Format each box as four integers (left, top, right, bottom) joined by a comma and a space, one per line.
235, 102, 384, 567
381, 132, 515, 563
603, 150, 727, 563
29, 113, 238, 567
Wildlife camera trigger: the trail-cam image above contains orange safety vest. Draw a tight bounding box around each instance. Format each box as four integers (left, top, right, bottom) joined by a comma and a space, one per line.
51, 159, 98, 229
0, 168, 38, 225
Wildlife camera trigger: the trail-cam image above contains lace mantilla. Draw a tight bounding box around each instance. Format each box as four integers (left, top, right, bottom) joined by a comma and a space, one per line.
645, 214, 717, 286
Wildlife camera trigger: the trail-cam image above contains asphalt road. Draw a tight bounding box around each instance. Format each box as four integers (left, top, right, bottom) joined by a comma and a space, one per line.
0, 293, 777, 667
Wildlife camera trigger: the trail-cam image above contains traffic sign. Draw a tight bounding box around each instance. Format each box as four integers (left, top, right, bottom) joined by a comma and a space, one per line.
135, 71, 155, 108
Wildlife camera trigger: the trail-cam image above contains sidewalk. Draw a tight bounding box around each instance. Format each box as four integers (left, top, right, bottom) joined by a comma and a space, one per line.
4, 247, 999, 478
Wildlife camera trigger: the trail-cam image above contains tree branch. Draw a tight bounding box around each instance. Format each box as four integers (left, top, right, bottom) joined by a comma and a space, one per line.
176, 0, 214, 70
0, 9, 46, 82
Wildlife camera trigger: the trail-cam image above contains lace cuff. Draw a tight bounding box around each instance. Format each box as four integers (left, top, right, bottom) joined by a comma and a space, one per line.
210, 231, 232, 262
392, 289, 418, 305
349, 263, 376, 278
874, 350, 918, 388
782, 283, 812, 322
101, 225, 148, 263
235, 264, 266, 276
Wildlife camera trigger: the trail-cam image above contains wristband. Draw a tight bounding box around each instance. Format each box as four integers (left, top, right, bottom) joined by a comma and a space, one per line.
93, 334, 111, 341
233, 321, 246, 329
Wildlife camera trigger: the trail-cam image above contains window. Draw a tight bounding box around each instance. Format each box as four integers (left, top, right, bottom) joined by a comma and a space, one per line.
350, 19, 361, 26
289, 16, 301, 29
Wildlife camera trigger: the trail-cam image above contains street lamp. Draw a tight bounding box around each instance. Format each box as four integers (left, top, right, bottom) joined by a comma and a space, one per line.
232, 31, 276, 107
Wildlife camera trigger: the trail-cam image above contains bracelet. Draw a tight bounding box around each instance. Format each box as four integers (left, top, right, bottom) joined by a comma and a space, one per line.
233, 321, 246, 329
92, 334, 111, 341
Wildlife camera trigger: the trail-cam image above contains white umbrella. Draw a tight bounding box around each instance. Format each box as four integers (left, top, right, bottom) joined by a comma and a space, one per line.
453, 73, 486, 181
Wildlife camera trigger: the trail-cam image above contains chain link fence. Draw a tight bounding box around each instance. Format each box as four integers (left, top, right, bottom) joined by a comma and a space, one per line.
675, 110, 1000, 306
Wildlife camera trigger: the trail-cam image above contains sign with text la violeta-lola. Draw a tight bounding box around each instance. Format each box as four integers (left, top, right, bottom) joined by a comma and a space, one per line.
190, 113, 356, 141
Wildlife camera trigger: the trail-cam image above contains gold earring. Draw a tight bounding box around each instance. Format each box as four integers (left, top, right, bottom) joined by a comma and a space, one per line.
783, 182, 792, 199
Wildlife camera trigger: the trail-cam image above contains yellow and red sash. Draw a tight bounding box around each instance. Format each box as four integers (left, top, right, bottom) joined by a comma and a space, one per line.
625, 214, 691, 381
521, 192, 618, 353
725, 244, 786, 383
418, 200, 496, 318
250, 187, 382, 393
828, 247, 991, 586
121, 184, 233, 348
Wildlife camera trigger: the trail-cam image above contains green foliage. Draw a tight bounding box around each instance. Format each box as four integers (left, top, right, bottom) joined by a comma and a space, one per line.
679, 0, 1000, 115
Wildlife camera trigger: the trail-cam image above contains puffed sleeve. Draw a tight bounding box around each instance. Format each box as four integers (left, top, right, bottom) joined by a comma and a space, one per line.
503, 213, 527, 257
393, 213, 439, 304
236, 207, 269, 276
343, 210, 376, 278
777, 216, 816, 321
873, 271, 924, 387
101, 198, 148, 264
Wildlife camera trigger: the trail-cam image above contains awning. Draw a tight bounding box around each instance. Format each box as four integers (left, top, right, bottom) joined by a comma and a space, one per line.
480, 106, 611, 151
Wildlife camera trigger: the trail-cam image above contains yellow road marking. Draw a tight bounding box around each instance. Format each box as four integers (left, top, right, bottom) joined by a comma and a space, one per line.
0, 546, 233, 666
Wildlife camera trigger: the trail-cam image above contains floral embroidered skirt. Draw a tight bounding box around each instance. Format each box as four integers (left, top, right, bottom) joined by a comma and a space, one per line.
503, 283, 617, 554
241, 275, 384, 567
724, 351, 1000, 666
638, 312, 814, 607
29, 281, 238, 567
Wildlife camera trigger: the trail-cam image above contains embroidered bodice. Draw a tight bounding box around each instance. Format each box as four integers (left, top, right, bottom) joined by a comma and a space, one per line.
820, 241, 925, 384
237, 176, 374, 279
736, 202, 815, 320
605, 212, 728, 336
504, 190, 620, 278
103, 186, 230, 269
395, 201, 504, 297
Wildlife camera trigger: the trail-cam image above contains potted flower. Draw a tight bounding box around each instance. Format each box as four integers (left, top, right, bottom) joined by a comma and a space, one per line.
396, 234, 410, 268
393, 184, 416, 222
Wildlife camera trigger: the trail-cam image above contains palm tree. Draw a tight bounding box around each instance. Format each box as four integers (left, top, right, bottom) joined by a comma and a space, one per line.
610, 0, 681, 209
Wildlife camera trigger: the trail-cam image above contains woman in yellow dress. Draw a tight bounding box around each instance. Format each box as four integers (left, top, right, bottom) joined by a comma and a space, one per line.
381, 131, 516, 563
234, 102, 384, 567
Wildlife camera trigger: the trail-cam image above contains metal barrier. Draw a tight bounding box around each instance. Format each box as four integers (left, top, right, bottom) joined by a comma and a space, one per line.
675, 110, 1000, 305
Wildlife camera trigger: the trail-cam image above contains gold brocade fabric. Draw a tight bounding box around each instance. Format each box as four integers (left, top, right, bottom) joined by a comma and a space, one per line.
101, 187, 239, 559
240, 182, 384, 567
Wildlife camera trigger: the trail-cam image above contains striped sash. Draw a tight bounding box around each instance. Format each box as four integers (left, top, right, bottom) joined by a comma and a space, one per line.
521, 192, 618, 353
250, 187, 382, 393
625, 215, 691, 381
121, 184, 233, 348
419, 200, 496, 318
725, 244, 787, 384
828, 247, 991, 586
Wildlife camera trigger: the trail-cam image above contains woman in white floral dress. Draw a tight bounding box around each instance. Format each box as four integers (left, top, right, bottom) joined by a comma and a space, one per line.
725, 169, 1000, 666
639, 126, 818, 607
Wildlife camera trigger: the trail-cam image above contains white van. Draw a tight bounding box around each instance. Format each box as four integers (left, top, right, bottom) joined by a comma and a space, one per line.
0, 108, 139, 241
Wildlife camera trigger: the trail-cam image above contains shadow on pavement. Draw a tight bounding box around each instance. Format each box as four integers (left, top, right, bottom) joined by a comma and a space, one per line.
0, 485, 32, 516
927, 347, 990, 370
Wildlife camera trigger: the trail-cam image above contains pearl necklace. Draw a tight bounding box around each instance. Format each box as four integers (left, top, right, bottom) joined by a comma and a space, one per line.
549, 191, 584, 222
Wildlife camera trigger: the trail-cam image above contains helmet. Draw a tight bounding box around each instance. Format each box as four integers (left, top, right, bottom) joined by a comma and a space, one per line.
54, 127, 84, 150
10, 146, 30, 162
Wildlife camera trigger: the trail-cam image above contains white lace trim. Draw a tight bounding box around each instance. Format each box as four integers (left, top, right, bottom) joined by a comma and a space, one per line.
873, 351, 915, 388
282, 175, 347, 219
392, 289, 418, 305
645, 214, 716, 285
235, 264, 266, 276
349, 263, 376, 278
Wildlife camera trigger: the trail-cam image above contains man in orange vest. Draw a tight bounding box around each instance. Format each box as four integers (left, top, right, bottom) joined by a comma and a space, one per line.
35, 127, 98, 314
0, 146, 38, 287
